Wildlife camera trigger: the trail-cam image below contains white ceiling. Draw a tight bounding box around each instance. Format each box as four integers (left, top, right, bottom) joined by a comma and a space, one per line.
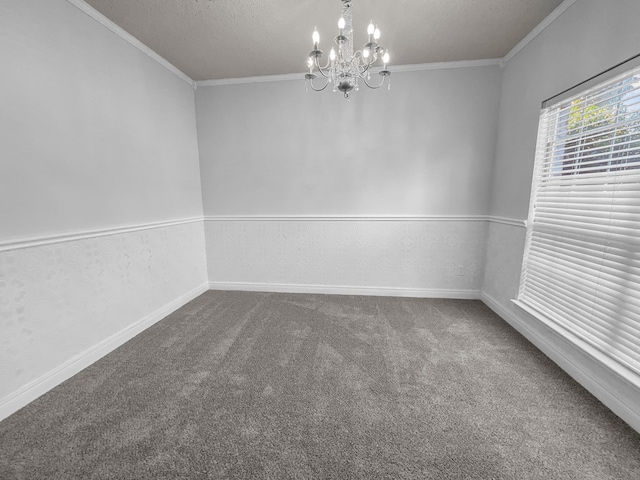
82, 0, 565, 81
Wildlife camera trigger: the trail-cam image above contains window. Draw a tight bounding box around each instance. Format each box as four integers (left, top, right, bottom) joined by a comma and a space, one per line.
519, 62, 640, 376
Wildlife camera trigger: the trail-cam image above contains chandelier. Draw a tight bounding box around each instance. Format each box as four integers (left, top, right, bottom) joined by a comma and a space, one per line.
305, 0, 391, 99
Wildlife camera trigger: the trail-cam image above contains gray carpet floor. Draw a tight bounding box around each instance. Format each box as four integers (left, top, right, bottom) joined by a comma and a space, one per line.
1, 291, 639, 479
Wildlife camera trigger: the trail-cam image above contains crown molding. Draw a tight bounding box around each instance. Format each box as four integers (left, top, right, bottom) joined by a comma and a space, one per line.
65, 0, 575, 87
194, 59, 502, 88
65, 0, 194, 87
390, 58, 501, 73
65, 0, 575, 86
501, 0, 577, 67
196, 73, 302, 87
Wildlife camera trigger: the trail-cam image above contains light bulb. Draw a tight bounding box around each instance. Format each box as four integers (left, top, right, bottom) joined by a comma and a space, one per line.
374, 28, 381, 40
312, 29, 320, 45
367, 21, 375, 35
363, 48, 370, 59
330, 48, 336, 61
338, 17, 345, 30
383, 51, 390, 65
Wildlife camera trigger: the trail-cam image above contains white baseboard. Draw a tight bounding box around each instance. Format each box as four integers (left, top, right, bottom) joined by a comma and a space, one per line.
209, 281, 481, 299
0, 282, 209, 422
481, 292, 640, 434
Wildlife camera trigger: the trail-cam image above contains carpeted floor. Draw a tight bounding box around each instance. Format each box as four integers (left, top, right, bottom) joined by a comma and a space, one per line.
0, 291, 639, 479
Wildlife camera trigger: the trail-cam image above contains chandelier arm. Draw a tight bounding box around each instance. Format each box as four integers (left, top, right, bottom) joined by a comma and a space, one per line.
362, 74, 388, 89
315, 65, 332, 78
351, 52, 375, 75
314, 56, 332, 72
308, 76, 330, 92
357, 63, 371, 76
313, 57, 333, 78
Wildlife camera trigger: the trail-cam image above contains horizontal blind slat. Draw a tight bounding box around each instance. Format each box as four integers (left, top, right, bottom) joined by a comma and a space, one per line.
526, 256, 640, 309
523, 279, 640, 347
529, 236, 640, 270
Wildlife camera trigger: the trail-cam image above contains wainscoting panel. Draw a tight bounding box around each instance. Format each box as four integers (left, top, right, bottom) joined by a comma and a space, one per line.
481, 219, 527, 308
205, 216, 488, 297
0, 219, 208, 420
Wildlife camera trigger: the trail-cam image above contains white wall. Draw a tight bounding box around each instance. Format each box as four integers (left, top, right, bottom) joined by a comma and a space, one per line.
197, 65, 502, 294
197, 67, 500, 216
0, 0, 207, 419
482, 0, 640, 431
0, 0, 203, 241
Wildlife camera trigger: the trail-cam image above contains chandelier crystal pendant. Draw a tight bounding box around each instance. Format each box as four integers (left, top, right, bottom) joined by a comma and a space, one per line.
305, 0, 391, 99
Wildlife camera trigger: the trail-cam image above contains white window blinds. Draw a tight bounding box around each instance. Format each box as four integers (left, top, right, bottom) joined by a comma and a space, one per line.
519, 64, 640, 376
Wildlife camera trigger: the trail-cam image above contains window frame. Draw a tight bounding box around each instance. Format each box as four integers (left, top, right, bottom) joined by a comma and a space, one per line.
517, 55, 640, 382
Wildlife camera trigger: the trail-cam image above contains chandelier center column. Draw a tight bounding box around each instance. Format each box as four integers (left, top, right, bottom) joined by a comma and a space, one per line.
342, 1, 354, 63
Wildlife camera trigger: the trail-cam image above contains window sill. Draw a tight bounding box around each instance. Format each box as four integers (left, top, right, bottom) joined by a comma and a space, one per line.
511, 299, 640, 390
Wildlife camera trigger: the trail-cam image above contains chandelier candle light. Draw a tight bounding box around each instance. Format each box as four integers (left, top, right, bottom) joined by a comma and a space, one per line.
305, 0, 391, 99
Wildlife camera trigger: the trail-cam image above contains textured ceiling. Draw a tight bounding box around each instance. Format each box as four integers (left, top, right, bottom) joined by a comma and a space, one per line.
82, 0, 565, 81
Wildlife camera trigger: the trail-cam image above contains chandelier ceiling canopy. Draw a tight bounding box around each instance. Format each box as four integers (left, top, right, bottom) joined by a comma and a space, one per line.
305, 0, 391, 99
